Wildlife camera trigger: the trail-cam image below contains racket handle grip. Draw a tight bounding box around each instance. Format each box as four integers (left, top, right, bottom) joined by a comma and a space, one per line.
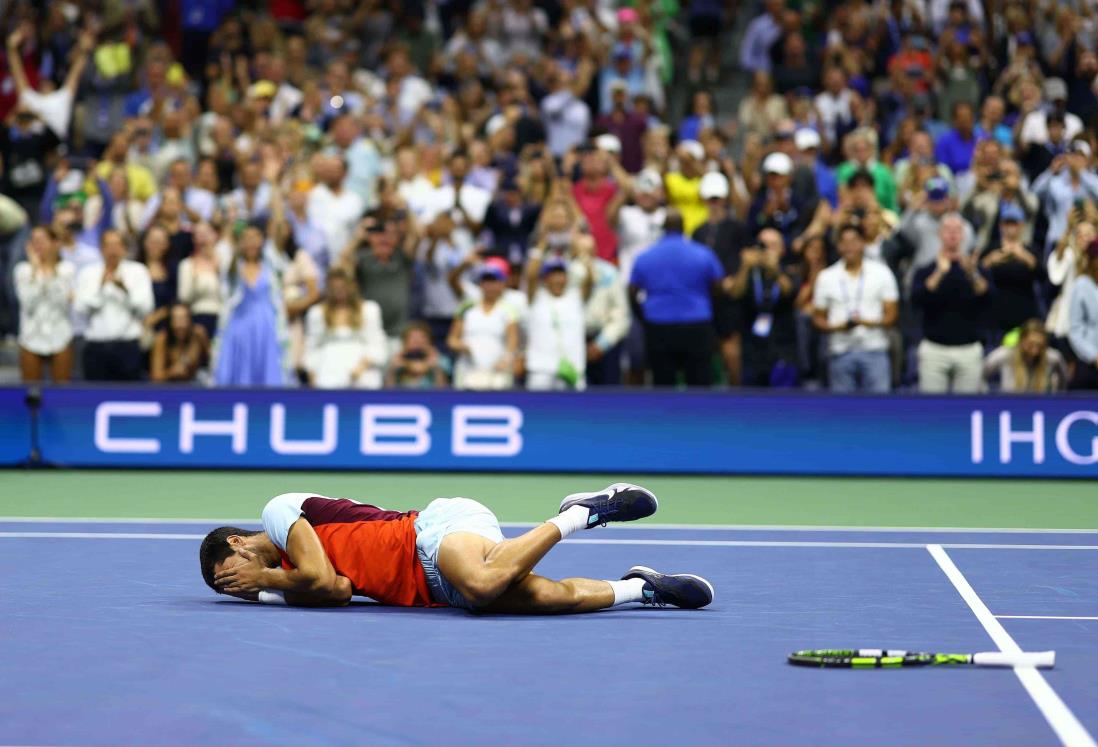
972, 651, 1055, 669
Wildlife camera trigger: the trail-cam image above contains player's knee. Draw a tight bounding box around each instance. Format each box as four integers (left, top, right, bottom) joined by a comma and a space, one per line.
460, 570, 510, 609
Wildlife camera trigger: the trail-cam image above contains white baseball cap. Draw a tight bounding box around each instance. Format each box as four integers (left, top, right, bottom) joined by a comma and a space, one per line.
595, 133, 622, 154
699, 172, 730, 200
678, 139, 705, 161
794, 128, 821, 151
763, 152, 794, 175
485, 113, 509, 137
635, 168, 663, 193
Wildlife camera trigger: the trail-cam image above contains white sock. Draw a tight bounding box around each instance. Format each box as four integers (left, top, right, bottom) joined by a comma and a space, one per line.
546, 505, 590, 539
607, 578, 646, 606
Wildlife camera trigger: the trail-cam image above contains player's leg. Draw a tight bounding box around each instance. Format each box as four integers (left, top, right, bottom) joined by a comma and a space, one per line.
430, 484, 659, 610
480, 568, 716, 615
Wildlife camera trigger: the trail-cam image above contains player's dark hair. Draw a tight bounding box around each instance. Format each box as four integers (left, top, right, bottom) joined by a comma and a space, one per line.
199, 527, 260, 591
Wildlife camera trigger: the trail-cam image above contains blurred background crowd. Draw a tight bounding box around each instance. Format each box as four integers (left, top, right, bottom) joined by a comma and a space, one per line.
1, 0, 1097, 393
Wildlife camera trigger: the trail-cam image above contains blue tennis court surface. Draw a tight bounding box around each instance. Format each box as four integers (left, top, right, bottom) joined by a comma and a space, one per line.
2, 522, 1096, 746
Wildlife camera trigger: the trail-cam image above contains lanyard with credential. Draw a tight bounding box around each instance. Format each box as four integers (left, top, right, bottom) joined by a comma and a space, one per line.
838, 269, 865, 316
751, 269, 781, 310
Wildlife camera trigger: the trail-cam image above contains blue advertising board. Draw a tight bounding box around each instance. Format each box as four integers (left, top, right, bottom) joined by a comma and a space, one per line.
28, 386, 1098, 477
0, 388, 30, 465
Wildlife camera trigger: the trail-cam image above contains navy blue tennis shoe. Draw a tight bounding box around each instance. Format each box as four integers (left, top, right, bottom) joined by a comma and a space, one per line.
622, 566, 715, 609
558, 483, 658, 528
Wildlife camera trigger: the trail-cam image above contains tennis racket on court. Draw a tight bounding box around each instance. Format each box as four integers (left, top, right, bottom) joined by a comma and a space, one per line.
788, 649, 1055, 669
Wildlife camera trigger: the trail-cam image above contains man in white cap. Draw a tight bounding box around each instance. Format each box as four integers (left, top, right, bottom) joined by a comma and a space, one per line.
665, 139, 708, 235
693, 172, 753, 385
748, 152, 823, 246
794, 128, 839, 208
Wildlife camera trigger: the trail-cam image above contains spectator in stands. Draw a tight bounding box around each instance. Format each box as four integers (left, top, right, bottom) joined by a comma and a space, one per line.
812, 223, 899, 393
738, 72, 788, 140
308, 155, 364, 266
794, 129, 839, 209
525, 254, 589, 390
482, 173, 540, 269
630, 210, 724, 387
74, 229, 154, 381
568, 234, 630, 386
1047, 218, 1095, 349
418, 212, 469, 352
726, 229, 800, 387
895, 177, 971, 292
962, 157, 1038, 255
934, 102, 978, 176
139, 226, 177, 341
978, 204, 1041, 343
214, 225, 285, 387
269, 171, 321, 382
14, 226, 74, 382
912, 214, 991, 393
836, 129, 897, 213
572, 147, 626, 264
387, 321, 448, 389
345, 214, 417, 346
694, 172, 753, 385
303, 268, 387, 389
541, 65, 590, 158
449, 262, 519, 391
1021, 111, 1070, 183
664, 140, 708, 236
1032, 142, 1098, 253
1068, 241, 1098, 389
739, 0, 785, 74
149, 303, 209, 383
748, 152, 824, 247
176, 222, 224, 339
1018, 78, 1084, 152
983, 320, 1067, 393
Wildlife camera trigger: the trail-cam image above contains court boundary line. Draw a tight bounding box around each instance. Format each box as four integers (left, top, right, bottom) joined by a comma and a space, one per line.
2, 517, 1098, 534
927, 544, 1096, 747
996, 616, 1098, 621
3, 531, 1098, 551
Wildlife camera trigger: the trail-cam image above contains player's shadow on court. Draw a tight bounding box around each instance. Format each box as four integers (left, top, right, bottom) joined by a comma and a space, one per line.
205, 599, 711, 618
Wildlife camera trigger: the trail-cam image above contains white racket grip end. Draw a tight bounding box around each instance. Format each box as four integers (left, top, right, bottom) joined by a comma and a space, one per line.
972, 651, 1055, 669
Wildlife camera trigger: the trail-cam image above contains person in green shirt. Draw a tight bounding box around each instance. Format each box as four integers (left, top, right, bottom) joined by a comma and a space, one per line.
835, 128, 898, 212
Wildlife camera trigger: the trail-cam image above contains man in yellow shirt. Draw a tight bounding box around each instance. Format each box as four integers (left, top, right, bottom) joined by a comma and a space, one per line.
664, 140, 708, 235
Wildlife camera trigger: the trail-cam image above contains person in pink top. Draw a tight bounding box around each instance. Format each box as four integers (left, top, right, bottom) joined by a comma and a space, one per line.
571, 146, 631, 264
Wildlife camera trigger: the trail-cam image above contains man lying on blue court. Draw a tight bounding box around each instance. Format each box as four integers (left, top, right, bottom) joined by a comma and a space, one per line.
200, 484, 714, 613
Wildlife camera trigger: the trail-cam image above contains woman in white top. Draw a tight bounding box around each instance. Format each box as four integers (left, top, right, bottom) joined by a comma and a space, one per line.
14, 226, 75, 381
448, 263, 519, 390
177, 222, 224, 338
983, 320, 1068, 393
523, 253, 591, 390
303, 269, 387, 389
1047, 219, 1094, 340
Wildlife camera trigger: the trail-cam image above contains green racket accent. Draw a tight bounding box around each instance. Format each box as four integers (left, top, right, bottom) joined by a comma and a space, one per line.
788, 649, 975, 668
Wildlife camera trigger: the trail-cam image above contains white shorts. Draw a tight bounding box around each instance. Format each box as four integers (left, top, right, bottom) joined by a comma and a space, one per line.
413, 497, 504, 609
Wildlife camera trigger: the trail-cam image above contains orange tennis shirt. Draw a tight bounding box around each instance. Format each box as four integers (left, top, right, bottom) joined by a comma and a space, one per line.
262, 493, 440, 607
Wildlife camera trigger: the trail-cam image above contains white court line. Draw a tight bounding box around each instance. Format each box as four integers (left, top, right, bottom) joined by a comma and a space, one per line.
2, 517, 1098, 534
928, 544, 1095, 747
997, 616, 1098, 621
2, 531, 1098, 551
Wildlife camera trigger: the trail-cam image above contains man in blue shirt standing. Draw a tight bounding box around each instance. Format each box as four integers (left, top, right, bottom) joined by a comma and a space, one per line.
630, 210, 725, 386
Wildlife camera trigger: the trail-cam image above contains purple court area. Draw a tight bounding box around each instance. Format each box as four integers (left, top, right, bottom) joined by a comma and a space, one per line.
1, 522, 1096, 746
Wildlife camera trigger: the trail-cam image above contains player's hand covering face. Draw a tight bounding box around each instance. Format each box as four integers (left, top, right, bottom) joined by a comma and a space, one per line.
214, 549, 267, 597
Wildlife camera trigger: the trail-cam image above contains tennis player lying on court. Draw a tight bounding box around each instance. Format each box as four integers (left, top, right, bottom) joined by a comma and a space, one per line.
199, 484, 714, 613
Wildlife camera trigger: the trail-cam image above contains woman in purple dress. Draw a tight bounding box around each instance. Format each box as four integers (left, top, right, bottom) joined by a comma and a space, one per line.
213, 224, 286, 386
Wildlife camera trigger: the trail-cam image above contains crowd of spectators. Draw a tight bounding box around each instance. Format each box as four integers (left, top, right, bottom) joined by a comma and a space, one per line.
1, 0, 1097, 393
